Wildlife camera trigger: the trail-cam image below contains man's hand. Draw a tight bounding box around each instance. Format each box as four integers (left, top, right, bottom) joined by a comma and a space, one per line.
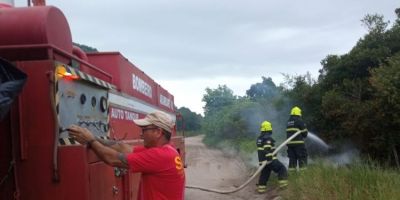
68, 125, 129, 168
67, 125, 96, 145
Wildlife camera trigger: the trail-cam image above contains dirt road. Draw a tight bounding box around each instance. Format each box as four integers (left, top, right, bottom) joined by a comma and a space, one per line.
184, 135, 279, 200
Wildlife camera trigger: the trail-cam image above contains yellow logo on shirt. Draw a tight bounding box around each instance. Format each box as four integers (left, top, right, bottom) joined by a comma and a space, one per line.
174, 156, 183, 170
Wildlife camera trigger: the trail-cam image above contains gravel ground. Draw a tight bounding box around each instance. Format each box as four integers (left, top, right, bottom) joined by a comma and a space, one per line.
184, 135, 280, 200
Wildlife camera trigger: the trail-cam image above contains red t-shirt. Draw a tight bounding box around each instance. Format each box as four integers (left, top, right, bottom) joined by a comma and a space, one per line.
126, 144, 185, 200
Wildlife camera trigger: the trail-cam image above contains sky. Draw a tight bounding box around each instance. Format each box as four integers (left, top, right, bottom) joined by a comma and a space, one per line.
13, 0, 399, 114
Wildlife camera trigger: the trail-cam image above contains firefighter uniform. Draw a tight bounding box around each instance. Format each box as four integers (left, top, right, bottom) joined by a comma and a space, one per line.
286, 106, 308, 172
256, 121, 288, 193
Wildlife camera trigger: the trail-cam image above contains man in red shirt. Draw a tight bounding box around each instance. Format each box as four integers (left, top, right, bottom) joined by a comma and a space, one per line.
68, 111, 185, 200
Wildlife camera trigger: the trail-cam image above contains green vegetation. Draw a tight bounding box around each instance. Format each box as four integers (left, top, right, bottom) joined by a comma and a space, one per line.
201, 83, 289, 149
281, 161, 400, 200
292, 12, 400, 165
199, 8, 400, 167
73, 42, 98, 52
176, 107, 203, 136
178, 9, 400, 199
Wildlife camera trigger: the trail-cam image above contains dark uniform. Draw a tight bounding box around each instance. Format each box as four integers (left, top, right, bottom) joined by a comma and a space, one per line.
286, 107, 308, 172
256, 121, 288, 193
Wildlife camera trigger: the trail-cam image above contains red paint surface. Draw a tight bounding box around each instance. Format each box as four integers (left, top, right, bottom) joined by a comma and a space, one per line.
0, 5, 184, 200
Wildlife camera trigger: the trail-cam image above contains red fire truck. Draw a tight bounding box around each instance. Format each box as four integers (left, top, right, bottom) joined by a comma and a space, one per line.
0, 2, 185, 200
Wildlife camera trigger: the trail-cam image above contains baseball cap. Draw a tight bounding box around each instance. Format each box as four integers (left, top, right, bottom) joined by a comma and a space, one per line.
134, 111, 174, 133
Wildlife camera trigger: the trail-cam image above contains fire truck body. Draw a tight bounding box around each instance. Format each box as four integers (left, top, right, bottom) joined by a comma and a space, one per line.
0, 5, 184, 200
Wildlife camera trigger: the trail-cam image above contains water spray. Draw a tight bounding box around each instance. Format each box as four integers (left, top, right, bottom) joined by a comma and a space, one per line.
185, 130, 302, 194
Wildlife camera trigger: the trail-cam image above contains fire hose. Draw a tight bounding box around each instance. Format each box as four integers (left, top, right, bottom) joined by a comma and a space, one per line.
185, 130, 302, 194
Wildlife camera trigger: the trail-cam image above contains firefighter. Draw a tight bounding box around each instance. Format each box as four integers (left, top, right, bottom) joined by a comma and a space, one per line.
256, 121, 288, 193
286, 106, 308, 172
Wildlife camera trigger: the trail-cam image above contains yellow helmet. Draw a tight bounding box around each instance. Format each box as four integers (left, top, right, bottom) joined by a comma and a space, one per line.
290, 106, 302, 116
260, 121, 272, 132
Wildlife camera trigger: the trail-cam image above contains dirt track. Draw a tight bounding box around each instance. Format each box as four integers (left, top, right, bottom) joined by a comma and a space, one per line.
184, 135, 279, 200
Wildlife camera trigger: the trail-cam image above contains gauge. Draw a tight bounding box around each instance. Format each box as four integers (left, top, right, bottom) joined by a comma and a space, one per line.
91, 96, 96, 107
100, 96, 108, 112
80, 94, 86, 105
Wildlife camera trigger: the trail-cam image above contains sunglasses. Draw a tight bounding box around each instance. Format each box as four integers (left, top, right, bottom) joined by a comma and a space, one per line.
141, 127, 159, 132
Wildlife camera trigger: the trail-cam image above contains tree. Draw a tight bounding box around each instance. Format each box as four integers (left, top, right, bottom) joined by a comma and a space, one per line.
201, 99, 262, 148
280, 10, 400, 165
246, 76, 279, 99
369, 53, 400, 165
281, 73, 321, 129
202, 85, 236, 115
176, 107, 202, 132
361, 14, 389, 34
73, 42, 98, 53
199, 9, 400, 165
201, 81, 289, 149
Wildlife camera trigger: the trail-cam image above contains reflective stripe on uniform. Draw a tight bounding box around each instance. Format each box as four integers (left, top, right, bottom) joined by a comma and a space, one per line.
286, 128, 300, 132
257, 185, 267, 193
257, 189, 267, 193
279, 180, 288, 187
257, 147, 264, 150
263, 145, 272, 148
288, 141, 304, 144
266, 153, 277, 161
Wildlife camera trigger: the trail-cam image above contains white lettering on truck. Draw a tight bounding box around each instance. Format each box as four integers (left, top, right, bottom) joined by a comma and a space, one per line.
124, 110, 139, 121
132, 74, 152, 98
111, 108, 125, 120
111, 108, 139, 122
160, 94, 172, 109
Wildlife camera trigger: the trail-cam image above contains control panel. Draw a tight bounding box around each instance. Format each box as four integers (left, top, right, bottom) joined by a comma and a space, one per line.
57, 78, 109, 143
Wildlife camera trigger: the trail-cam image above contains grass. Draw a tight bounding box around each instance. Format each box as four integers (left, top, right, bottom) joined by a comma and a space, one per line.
280, 161, 400, 200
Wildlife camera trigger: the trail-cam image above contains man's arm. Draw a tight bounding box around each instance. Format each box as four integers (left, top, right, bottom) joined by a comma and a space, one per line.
95, 137, 133, 153
264, 139, 274, 162
298, 119, 308, 138
68, 125, 130, 168
89, 140, 129, 168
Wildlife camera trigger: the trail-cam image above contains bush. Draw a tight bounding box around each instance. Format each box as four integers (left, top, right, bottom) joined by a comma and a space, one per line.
281, 161, 400, 200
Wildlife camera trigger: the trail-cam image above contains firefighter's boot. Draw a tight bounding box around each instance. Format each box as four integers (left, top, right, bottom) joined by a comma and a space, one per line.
256, 185, 267, 194
278, 179, 288, 189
